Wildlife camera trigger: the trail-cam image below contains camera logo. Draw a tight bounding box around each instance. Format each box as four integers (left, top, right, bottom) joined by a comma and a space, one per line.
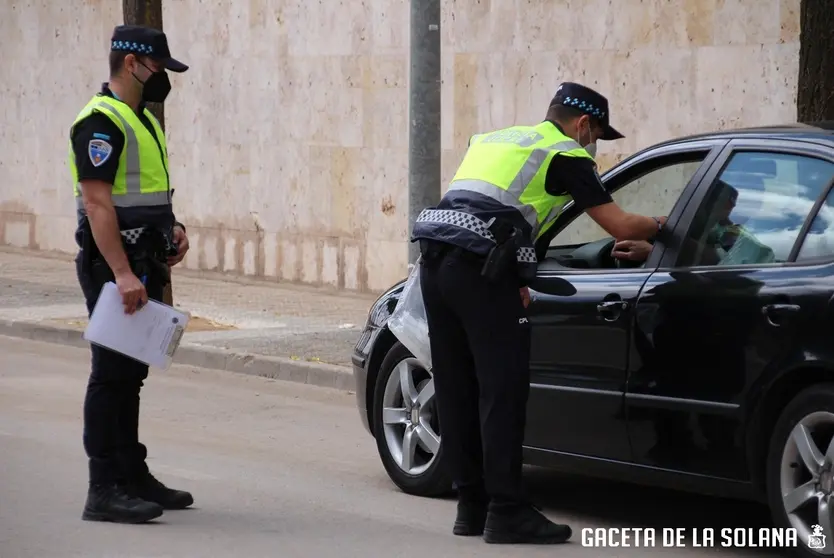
808, 524, 826, 550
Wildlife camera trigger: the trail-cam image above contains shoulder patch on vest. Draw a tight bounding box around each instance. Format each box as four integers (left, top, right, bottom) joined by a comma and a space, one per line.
88, 139, 113, 168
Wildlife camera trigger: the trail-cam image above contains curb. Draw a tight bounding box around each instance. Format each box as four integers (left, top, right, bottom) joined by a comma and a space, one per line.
0, 319, 355, 392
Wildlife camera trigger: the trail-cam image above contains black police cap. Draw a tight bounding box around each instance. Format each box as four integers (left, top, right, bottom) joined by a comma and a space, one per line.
110, 25, 188, 73
550, 82, 623, 141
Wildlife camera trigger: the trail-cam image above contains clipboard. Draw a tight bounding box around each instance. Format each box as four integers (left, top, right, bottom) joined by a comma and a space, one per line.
83, 281, 190, 370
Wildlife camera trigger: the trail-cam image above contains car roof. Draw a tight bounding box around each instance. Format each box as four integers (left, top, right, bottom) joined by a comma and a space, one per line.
650, 121, 834, 149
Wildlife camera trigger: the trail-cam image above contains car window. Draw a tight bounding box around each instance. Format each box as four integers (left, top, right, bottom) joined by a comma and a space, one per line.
551, 158, 706, 246
677, 151, 834, 267
796, 186, 834, 262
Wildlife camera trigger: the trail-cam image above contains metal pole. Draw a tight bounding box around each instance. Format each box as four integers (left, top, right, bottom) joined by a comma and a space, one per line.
122, 0, 165, 129
407, 0, 442, 265
123, 0, 174, 306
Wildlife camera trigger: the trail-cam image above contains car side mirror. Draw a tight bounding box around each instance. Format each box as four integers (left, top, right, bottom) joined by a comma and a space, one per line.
529, 276, 578, 297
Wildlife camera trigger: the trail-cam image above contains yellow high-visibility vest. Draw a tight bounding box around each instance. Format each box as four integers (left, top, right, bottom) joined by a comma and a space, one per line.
449, 121, 594, 241
68, 94, 170, 210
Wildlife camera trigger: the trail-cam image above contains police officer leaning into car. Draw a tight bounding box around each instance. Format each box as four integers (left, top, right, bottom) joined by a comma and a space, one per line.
69, 24, 193, 524
411, 82, 667, 544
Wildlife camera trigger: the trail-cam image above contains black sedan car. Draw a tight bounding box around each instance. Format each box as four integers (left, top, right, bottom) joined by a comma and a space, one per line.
352, 124, 834, 557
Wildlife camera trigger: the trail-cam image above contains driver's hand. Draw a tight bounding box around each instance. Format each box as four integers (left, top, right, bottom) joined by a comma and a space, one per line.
612, 240, 652, 262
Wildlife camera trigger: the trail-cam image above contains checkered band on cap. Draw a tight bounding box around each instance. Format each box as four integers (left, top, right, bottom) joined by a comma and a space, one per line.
111, 40, 154, 55
561, 96, 605, 119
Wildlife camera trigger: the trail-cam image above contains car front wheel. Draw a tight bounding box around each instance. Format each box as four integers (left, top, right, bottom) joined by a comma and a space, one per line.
371, 341, 452, 497
767, 383, 834, 557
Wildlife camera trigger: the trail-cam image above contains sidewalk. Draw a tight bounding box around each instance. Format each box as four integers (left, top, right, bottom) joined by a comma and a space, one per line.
0, 247, 381, 391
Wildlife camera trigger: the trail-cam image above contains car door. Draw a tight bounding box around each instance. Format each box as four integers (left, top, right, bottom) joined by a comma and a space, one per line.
626, 139, 834, 480
523, 141, 726, 462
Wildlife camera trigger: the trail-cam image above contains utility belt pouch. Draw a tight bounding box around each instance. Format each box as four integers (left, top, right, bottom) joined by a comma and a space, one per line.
143, 256, 171, 286
129, 231, 172, 287
84, 226, 172, 287
480, 218, 519, 282
123, 253, 170, 288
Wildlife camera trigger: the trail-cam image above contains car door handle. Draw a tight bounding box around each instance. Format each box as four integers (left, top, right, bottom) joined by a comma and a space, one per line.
762, 303, 800, 327
762, 303, 800, 314
597, 301, 629, 312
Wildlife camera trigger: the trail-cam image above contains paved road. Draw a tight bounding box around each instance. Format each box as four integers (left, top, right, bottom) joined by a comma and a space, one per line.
0, 337, 787, 557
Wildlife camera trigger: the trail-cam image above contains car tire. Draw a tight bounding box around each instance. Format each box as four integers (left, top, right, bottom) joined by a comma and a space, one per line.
766, 383, 834, 557
372, 341, 453, 497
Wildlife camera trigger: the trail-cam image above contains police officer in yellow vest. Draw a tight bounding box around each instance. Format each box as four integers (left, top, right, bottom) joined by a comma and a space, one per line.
412, 83, 666, 544
69, 25, 193, 524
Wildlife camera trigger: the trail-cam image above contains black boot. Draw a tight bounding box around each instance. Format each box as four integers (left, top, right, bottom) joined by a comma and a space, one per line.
453, 499, 489, 536
82, 483, 163, 524
126, 473, 194, 510
483, 502, 572, 544
452, 484, 489, 536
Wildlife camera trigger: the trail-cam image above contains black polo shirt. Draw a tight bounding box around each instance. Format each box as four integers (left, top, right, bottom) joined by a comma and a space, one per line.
542, 120, 613, 211
70, 83, 180, 247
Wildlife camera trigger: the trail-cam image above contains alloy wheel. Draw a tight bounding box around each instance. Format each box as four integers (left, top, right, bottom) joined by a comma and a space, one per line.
781, 411, 834, 554
381, 357, 440, 476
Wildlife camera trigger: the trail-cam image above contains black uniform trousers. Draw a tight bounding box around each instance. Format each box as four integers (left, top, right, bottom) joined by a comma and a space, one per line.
419, 241, 531, 506
75, 252, 165, 486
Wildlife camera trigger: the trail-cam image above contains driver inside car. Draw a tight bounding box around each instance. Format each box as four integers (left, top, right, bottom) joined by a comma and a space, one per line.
611, 183, 776, 266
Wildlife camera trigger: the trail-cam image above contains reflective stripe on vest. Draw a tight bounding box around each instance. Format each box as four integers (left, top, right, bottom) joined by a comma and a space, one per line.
69, 95, 170, 209
447, 123, 592, 240
415, 208, 538, 264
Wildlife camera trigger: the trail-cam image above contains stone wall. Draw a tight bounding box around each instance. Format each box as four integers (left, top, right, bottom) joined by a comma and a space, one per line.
0, 0, 801, 292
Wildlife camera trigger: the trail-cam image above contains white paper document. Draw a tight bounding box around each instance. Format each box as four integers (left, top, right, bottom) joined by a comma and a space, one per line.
83, 281, 190, 370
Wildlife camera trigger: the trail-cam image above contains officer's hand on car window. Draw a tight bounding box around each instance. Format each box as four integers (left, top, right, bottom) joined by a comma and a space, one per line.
115, 271, 148, 314
168, 225, 189, 267
612, 240, 653, 262
520, 286, 531, 308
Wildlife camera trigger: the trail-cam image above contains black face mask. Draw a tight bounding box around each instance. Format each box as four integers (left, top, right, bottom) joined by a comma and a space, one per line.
132, 63, 172, 103
140, 71, 171, 103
